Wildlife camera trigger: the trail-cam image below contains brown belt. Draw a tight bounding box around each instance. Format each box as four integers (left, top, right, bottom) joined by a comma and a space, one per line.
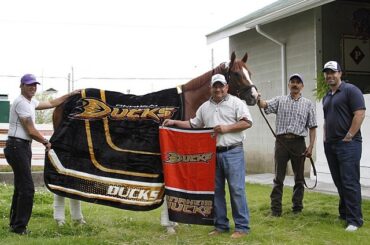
277, 134, 303, 139
216, 142, 243, 152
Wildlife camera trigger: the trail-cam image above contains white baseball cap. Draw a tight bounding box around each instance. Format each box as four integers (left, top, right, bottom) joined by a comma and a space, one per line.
323, 61, 342, 72
210, 74, 227, 86
289, 73, 304, 83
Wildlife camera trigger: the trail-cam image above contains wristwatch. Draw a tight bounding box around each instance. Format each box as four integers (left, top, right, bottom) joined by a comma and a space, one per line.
346, 132, 353, 138
42, 138, 49, 146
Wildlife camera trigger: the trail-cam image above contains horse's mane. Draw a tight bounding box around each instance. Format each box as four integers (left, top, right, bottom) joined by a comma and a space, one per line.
182, 65, 224, 92
182, 59, 251, 92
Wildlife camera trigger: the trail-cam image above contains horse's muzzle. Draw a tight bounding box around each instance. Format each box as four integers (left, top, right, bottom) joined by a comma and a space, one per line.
239, 86, 258, 106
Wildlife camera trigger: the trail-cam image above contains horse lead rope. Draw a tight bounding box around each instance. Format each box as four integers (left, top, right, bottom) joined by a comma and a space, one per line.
257, 105, 317, 189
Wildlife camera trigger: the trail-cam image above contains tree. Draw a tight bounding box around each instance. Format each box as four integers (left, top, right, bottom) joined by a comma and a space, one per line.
313, 72, 329, 102
35, 93, 55, 124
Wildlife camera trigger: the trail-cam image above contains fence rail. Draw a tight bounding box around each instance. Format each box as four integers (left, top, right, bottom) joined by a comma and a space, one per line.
0, 124, 53, 166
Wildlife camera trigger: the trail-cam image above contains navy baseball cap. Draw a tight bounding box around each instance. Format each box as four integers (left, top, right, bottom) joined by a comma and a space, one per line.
21, 74, 40, 85
323, 61, 342, 72
289, 73, 303, 84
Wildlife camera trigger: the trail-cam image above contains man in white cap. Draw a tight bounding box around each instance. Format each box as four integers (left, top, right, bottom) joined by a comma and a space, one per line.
322, 61, 366, 232
163, 73, 253, 239
258, 74, 317, 217
4, 74, 80, 235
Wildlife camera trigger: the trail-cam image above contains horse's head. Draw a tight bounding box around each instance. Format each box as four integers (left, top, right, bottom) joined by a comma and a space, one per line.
221, 52, 258, 106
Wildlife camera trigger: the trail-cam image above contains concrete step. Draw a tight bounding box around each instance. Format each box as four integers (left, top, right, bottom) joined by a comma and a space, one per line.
0, 124, 52, 167
0, 171, 44, 187
0, 158, 44, 166
246, 173, 370, 199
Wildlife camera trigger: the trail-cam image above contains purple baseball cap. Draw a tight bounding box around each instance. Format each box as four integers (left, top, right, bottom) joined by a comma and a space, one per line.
20, 74, 40, 85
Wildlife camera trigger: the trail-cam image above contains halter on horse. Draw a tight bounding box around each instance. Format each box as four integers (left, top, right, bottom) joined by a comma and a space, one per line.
181, 51, 258, 120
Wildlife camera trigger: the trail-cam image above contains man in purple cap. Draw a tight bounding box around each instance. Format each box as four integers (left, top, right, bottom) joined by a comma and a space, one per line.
258, 74, 317, 217
3, 74, 80, 235
322, 61, 366, 232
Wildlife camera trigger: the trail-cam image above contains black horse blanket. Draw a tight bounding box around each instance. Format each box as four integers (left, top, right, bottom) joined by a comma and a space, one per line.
45, 88, 182, 211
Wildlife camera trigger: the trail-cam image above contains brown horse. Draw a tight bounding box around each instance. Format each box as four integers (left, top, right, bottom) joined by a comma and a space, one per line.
53, 51, 258, 127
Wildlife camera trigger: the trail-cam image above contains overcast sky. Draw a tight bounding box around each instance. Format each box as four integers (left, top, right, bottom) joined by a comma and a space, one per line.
0, 0, 276, 101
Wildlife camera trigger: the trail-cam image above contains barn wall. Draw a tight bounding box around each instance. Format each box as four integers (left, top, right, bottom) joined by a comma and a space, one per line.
229, 9, 318, 175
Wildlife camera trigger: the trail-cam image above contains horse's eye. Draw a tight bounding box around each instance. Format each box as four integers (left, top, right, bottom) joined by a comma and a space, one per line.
231, 72, 241, 78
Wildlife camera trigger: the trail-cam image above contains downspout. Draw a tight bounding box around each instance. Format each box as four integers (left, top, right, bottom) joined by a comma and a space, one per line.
255, 24, 287, 95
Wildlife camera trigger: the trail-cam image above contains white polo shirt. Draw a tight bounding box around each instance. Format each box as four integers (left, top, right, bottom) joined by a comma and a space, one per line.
190, 94, 253, 147
8, 95, 39, 141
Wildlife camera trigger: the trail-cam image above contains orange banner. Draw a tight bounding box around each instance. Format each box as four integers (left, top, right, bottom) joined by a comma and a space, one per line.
159, 126, 216, 225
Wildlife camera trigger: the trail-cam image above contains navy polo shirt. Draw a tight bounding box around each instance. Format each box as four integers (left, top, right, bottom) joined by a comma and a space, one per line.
323, 81, 366, 142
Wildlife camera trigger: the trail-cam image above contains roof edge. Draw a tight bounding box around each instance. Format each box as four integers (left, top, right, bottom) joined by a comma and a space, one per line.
206, 0, 335, 44
206, 26, 252, 45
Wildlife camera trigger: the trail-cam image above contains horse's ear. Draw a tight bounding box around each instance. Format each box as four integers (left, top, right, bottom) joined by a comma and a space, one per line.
230, 51, 236, 62
242, 52, 248, 63
229, 51, 236, 69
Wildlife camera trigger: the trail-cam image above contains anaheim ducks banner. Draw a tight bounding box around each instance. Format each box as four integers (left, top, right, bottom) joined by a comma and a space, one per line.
159, 126, 216, 225
44, 88, 182, 211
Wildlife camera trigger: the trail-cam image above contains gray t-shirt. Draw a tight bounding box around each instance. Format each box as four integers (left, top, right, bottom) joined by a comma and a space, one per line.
8, 95, 39, 140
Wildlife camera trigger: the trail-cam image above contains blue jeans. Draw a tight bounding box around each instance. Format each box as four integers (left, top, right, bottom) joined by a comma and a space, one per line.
214, 146, 250, 233
324, 140, 363, 227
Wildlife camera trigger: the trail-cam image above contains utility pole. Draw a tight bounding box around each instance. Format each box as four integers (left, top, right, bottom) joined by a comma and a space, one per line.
67, 73, 71, 93
211, 48, 214, 69
41, 69, 44, 92
71, 66, 75, 91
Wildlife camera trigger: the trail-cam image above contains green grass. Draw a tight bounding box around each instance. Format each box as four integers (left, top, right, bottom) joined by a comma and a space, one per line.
1, 183, 369, 244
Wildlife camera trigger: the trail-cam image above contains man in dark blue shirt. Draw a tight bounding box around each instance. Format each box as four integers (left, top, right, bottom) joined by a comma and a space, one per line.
322, 61, 366, 232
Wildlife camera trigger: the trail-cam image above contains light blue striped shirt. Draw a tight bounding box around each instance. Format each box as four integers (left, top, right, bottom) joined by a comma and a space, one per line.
264, 94, 317, 137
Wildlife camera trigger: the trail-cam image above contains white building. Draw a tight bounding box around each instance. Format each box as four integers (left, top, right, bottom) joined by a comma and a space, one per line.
207, 0, 370, 185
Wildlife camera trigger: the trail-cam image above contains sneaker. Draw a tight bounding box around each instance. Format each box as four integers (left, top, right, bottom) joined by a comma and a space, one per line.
345, 225, 358, 232
19, 230, 31, 235
271, 211, 281, 217
56, 219, 65, 227
166, 226, 176, 235
73, 219, 87, 225
208, 229, 227, 236
10, 228, 31, 235
231, 231, 248, 239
